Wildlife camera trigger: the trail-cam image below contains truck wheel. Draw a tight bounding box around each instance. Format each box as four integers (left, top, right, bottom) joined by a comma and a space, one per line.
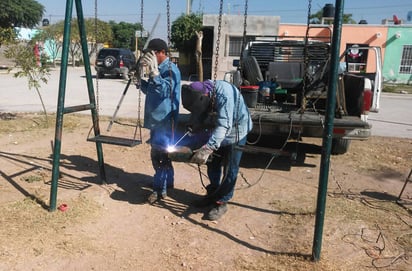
331, 138, 350, 155
242, 56, 263, 85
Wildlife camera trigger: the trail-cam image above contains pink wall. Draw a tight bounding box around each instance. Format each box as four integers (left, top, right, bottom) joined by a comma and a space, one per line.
278, 24, 388, 72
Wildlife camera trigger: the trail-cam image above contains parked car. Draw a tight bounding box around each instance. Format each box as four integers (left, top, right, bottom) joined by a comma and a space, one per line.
95, 48, 136, 79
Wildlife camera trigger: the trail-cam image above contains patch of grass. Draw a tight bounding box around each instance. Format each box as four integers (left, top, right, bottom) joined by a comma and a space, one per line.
235, 254, 342, 271
0, 194, 101, 235
383, 83, 412, 94
21, 174, 43, 183
0, 113, 90, 133
326, 196, 409, 227
0, 195, 102, 259
0, 113, 46, 133
269, 199, 315, 215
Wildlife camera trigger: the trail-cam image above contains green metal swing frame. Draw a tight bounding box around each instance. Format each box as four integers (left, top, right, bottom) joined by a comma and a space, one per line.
49, 0, 142, 211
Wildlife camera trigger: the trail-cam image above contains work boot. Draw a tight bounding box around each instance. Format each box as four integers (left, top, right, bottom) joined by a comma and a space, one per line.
193, 196, 215, 208
206, 201, 228, 221
147, 192, 158, 204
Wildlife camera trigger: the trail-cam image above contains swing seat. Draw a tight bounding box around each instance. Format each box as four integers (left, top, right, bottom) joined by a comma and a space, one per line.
87, 135, 141, 147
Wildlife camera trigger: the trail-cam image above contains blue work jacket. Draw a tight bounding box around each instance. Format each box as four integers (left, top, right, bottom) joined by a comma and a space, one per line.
206, 80, 253, 150
140, 58, 181, 145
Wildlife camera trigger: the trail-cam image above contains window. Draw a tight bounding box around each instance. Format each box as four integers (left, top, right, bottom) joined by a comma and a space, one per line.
399, 45, 412, 74
228, 36, 243, 57
345, 43, 368, 73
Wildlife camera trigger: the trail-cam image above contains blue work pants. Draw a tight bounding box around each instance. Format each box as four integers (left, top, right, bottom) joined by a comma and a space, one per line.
206, 136, 246, 202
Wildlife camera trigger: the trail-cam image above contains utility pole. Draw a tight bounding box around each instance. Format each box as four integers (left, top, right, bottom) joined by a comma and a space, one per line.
186, 0, 193, 15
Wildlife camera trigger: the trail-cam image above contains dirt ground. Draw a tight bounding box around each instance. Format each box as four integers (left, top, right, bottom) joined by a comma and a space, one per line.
0, 113, 411, 271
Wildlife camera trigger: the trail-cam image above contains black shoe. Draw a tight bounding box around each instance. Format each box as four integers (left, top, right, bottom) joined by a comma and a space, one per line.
206, 202, 228, 221
147, 192, 158, 204
160, 192, 167, 200
192, 196, 215, 208
147, 191, 167, 204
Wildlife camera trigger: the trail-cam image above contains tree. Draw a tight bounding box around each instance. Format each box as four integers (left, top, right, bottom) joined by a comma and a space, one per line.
0, 0, 44, 28
68, 18, 113, 66
0, 27, 16, 47
309, 9, 356, 24
4, 42, 50, 124
171, 13, 202, 53
85, 18, 113, 57
0, 0, 44, 47
36, 18, 113, 67
109, 21, 143, 50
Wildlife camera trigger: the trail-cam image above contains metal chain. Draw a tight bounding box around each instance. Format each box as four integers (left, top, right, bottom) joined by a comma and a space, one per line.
140, 0, 144, 32
137, 0, 144, 134
235, 0, 248, 144
166, 0, 174, 141
239, 0, 248, 68
94, 0, 100, 116
167, 0, 171, 49
210, 0, 224, 110
300, 0, 312, 112
213, 0, 223, 83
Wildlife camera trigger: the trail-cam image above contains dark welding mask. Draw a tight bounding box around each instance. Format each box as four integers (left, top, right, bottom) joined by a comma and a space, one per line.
182, 84, 211, 116
181, 84, 213, 132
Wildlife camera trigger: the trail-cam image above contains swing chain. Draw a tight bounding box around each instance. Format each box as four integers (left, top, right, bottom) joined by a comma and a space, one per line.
166, 0, 171, 48
239, 0, 248, 68
166, 0, 175, 141
210, 0, 224, 111
300, 0, 312, 112
213, 0, 223, 84
137, 0, 144, 135
94, 0, 100, 116
140, 0, 144, 32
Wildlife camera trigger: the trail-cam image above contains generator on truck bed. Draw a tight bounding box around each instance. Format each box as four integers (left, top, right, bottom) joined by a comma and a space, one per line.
224, 34, 382, 155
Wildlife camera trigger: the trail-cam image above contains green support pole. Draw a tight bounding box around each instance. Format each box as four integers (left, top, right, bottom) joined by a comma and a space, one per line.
49, 0, 107, 212
75, 0, 107, 183
312, 0, 344, 261
49, 0, 74, 211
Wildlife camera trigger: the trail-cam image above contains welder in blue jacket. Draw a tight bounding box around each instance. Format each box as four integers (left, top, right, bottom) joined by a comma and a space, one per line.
139, 38, 181, 204
181, 80, 253, 220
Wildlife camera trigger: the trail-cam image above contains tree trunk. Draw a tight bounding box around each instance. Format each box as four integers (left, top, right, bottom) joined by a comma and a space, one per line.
195, 31, 203, 82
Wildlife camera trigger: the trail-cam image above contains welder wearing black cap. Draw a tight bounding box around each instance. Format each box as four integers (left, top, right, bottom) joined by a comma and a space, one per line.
138, 38, 181, 204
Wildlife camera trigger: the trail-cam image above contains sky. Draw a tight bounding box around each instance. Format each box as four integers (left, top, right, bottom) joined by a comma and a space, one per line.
36, 0, 412, 40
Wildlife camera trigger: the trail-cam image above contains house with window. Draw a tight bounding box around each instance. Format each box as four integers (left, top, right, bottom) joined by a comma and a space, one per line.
200, 14, 279, 79
382, 26, 412, 84
199, 14, 412, 84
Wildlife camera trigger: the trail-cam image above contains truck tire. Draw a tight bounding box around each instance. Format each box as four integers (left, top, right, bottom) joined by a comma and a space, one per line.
104, 55, 116, 69
242, 56, 263, 85
331, 138, 350, 155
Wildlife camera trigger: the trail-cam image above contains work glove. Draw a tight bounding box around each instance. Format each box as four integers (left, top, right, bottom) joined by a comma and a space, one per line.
190, 144, 214, 165
140, 50, 159, 78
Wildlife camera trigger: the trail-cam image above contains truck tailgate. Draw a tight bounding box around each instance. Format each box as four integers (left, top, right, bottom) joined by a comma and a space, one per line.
249, 108, 371, 139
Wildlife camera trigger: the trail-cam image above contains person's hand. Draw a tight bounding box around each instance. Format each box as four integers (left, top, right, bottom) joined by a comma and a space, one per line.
190, 145, 214, 164
141, 51, 159, 78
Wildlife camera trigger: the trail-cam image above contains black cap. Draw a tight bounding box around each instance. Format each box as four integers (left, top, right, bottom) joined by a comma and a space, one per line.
144, 38, 168, 53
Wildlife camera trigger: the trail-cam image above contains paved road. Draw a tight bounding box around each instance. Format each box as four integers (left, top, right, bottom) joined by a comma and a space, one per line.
0, 67, 149, 118
1, 67, 411, 139
368, 93, 412, 139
